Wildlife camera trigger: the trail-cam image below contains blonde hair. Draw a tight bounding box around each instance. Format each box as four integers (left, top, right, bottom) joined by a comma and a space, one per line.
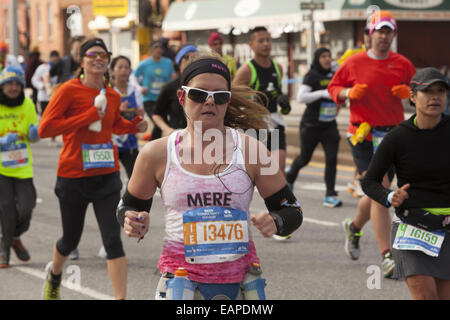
184, 52, 269, 130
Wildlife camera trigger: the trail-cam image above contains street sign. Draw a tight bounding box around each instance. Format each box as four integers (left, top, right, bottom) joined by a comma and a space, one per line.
93, 0, 128, 17
300, 2, 325, 11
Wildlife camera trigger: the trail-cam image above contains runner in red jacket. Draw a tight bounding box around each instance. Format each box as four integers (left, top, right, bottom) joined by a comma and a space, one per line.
328, 10, 416, 278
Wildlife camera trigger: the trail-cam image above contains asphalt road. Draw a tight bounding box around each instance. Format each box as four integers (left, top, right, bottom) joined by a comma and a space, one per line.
0, 138, 411, 300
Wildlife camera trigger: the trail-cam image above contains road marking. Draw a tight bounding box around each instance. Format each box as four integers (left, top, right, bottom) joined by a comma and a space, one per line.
297, 182, 348, 192
295, 170, 352, 180
303, 217, 339, 227
13, 265, 115, 300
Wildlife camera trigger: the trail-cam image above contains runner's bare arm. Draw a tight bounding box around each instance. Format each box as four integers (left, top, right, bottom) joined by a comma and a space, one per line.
119, 138, 168, 238
233, 63, 252, 87
128, 138, 167, 199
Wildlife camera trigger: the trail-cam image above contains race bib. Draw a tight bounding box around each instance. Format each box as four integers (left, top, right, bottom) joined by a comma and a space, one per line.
150, 78, 165, 95
393, 223, 445, 257
319, 101, 337, 122
1, 142, 28, 168
82, 142, 115, 170
372, 129, 388, 153
183, 206, 249, 264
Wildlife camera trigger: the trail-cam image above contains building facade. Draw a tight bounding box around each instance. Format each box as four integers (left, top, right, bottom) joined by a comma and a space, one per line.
1, 0, 95, 60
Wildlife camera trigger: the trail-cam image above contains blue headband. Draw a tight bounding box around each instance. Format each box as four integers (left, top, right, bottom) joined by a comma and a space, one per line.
175, 45, 198, 66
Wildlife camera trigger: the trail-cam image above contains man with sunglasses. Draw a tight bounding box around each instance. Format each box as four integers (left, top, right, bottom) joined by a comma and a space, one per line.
134, 40, 175, 141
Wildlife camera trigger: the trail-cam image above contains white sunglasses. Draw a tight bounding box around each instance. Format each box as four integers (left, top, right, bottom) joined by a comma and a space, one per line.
181, 86, 231, 104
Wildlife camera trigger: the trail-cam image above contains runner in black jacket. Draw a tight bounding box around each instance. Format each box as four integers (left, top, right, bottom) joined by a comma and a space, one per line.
286, 48, 342, 208
362, 67, 450, 300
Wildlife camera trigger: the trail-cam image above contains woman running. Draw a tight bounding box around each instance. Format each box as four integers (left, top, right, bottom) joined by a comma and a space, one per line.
362, 67, 450, 299
110, 55, 145, 179
38, 38, 148, 300
118, 54, 303, 300
286, 47, 342, 207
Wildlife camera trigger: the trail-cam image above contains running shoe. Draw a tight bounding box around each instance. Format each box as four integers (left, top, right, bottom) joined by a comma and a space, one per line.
346, 182, 355, 196
347, 181, 364, 198
382, 251, 395, 278
98, 246, 107, 259
272, 234, 292, 241
69, 248, 79, 260
353, 179, 365, 198
0, 255, 8, 268
11, 239, 30, 261
43, 266, 61, 300
323, 196, 342, 208
342, 218, 362, 260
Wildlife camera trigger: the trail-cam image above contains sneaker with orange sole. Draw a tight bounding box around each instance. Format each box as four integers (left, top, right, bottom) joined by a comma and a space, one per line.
12, 239, 30, 261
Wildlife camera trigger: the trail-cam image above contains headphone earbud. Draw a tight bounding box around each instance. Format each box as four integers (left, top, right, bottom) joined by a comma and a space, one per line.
179, 91, 185, 105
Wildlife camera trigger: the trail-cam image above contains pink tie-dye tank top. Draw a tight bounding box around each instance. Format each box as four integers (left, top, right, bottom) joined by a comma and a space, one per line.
158, 128, 260, 283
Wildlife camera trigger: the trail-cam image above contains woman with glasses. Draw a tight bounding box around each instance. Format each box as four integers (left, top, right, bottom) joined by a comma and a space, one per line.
117, 53, 303, 300
38, 38, 148, 300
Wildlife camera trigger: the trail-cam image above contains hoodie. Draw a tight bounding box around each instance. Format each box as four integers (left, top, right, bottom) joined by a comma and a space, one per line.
362, 114, 450, 209
300, 48, 336, 127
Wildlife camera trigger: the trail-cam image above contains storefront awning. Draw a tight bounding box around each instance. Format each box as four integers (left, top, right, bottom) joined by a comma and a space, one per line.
162, 0, 305, 32
162, 0, 450, 32
316, 0, 450, 22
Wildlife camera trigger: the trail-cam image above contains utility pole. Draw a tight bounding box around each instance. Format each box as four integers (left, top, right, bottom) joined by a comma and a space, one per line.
300, 0, 324, 66
10, 0, 19, 55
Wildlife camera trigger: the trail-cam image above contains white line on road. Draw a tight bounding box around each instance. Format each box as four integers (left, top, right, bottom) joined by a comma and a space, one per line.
303, 217, 339, 227
13, 265, 114, 300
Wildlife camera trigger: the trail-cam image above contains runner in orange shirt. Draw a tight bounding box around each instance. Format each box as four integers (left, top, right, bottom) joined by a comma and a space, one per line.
38, 38, 148, 300
328, 11, 416, 278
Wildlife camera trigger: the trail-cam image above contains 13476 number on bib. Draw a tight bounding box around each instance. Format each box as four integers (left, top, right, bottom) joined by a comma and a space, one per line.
183, 207, 249, 264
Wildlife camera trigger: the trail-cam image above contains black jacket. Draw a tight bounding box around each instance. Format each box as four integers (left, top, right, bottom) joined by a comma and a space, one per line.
362, 114, 450, 208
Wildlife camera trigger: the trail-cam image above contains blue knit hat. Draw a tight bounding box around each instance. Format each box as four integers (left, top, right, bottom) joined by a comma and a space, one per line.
0, 66, 25, 87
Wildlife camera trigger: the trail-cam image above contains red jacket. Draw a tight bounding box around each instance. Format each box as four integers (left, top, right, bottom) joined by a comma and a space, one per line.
328, 51, 416, 139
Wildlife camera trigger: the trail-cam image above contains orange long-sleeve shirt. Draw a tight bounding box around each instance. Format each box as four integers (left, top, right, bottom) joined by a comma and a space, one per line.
328, 51, 416, 139
38, 78, 139, 178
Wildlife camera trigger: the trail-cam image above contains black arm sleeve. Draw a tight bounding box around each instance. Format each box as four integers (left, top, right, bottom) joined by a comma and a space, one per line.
264, 185, 303, 236
116, 189, 153, 227
361, 132, 396, 207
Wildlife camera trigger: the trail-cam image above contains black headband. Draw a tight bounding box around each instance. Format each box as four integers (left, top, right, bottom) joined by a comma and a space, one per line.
181, 58, 231, 89
79, 38, 111, 60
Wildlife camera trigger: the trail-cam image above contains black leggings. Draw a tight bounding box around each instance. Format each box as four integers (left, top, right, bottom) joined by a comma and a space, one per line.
287, 123, 340, 196
54, 172, 124, 260
0, 175, 36, 259
118, 149, 139, 179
